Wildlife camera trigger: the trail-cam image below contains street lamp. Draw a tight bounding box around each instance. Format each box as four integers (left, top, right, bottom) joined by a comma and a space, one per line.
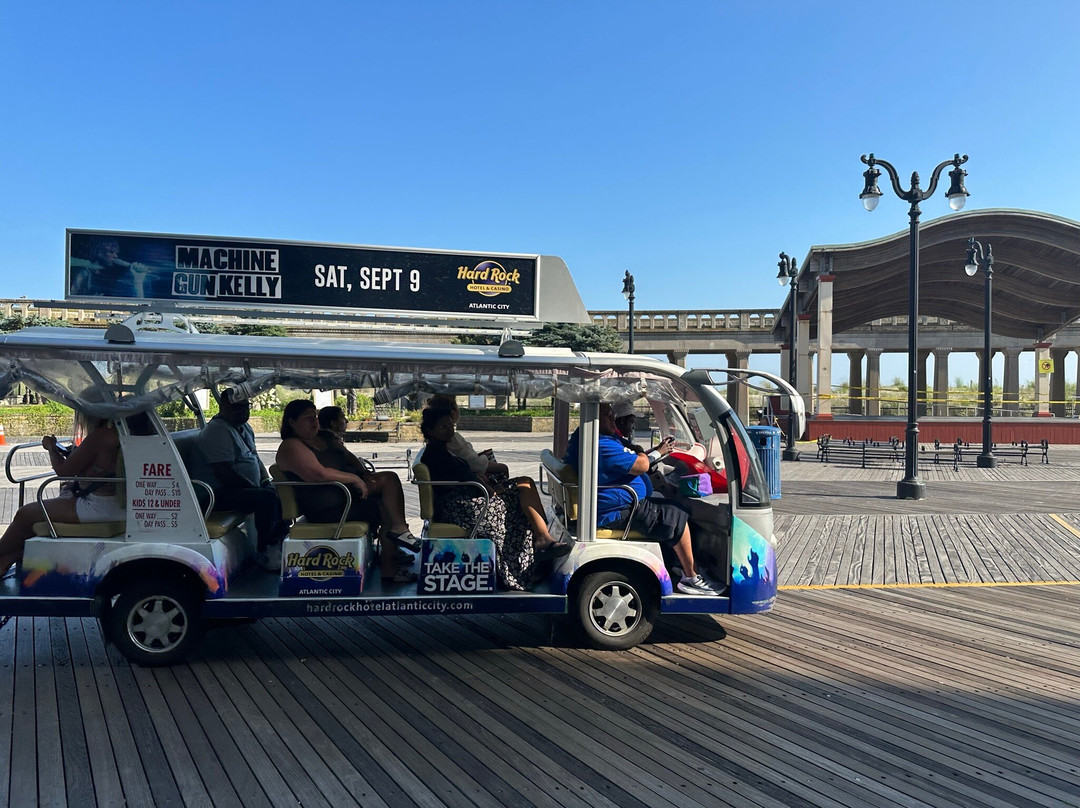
859, 152, 970, 500
776, 252, 800, 461
621, 270, 636, 353
965, 237, 998, 468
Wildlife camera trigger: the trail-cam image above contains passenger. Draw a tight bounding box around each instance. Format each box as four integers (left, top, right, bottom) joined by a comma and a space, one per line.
187, 388, 289, 571
419, 407, 570, 590
276, 399, 420, 583
563, 402, 722, 596
0, 411, 152, 574
424, 394, 509, 477
317, 405, 350, 444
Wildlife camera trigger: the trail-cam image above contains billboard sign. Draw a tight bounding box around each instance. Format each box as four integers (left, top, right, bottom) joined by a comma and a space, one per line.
65, 229, 540, 320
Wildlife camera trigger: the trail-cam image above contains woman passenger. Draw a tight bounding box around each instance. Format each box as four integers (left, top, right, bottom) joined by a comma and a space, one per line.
424, 394, 509, 477
276, 399, 420, 582
0, 411, 151, 574
419, 407, 570, 590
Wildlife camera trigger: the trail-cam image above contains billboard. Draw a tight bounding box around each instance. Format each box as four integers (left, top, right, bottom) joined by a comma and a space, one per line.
65, 229, 540, 320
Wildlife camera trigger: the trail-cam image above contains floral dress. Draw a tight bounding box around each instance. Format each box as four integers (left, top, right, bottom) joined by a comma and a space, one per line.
422, 441, 540, 590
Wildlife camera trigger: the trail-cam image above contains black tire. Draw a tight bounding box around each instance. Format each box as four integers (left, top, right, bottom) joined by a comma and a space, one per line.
107, 578, 204, 666
574, 570, 656, 650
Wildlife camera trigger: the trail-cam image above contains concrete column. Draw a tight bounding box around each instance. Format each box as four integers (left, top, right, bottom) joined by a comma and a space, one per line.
865, 349, 882, 417
780, 344, 792, 385
1003, 348, 1021, 416
1051, 348, 1068, 417
916, 349, 930, 418
816, 274, 835, 418
667, 349, 689, 367
796, 314, 812, 403
725, 350, 752, 425
1034, 343, 1052, 416
932, 348, 951, 417
847, 351, 864, 415
1075, 351, 1080, 417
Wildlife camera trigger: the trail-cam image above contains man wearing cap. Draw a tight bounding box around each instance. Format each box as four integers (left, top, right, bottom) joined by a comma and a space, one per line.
562, 402, 722, 596
189, 388, 288, 570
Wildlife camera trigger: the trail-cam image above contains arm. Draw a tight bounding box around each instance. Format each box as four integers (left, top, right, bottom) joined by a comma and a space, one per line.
276, 438, 369, 496
44, 429, 116, 477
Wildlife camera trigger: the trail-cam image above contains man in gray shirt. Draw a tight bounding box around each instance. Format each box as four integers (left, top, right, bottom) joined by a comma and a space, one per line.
189, 388, 288, 569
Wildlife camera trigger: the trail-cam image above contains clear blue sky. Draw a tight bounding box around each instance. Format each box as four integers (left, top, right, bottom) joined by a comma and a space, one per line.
2, 0, 1077, 383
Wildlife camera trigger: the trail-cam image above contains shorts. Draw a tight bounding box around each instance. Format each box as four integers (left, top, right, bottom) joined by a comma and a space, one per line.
74, 491, 126, 523
606, 497, 690, 544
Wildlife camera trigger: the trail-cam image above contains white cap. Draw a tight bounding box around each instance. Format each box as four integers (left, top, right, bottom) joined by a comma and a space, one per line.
612, 400, 636, 418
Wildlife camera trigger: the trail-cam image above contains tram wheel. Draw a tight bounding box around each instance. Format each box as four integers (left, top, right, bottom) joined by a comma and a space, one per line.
108, 578, 204, 666
574, 570, 655, 650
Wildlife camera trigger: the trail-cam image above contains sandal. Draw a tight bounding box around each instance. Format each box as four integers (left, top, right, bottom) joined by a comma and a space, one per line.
381, 568, 418, 584
393, 548, 416, 566
387, 530, 422, 553
534, 541, 572, 563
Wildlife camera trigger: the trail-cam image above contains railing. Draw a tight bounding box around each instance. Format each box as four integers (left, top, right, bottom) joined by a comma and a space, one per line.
591, 309, 777, 332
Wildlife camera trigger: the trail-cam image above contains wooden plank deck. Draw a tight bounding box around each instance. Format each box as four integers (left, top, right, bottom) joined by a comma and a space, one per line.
1, 434, 1079, 807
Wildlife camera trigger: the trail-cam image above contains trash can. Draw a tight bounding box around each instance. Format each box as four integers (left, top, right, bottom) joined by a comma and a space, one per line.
746, 425, 782, 500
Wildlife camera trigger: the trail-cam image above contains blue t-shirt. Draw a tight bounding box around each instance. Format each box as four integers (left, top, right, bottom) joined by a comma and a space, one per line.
563, 429, 651, 525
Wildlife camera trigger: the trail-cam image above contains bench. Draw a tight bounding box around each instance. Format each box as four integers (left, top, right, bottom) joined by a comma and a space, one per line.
410, 460, 490, 539
343, 420, 398, 443
933, 438, 1049, 469
267, 464, 371, 540
816, 435, 905, 468
30, 430, 249, 540
538, 449, 647, 541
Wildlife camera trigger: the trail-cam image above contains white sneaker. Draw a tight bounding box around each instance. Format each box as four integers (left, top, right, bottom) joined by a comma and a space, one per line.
259, 543, 283, 572
677, 574, 721, 596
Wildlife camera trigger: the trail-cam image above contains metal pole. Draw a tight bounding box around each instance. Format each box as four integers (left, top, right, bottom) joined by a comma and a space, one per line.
977, 247, 998, 467
628, 291, 635, 353
783, 276, 800, 461
897, 201, 925, 499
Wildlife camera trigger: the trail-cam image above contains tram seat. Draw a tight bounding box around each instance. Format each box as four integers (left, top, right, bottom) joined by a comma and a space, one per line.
171, 429, 262, 539
268, 464, 370, 539
33, 520, 125, 539
410, 461, 489, 539
539, 449, 648, 541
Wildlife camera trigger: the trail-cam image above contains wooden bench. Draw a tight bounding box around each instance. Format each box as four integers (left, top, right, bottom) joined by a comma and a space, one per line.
538, 449, 647, 541
343, 420, 398, 443
816, 435, 905, 468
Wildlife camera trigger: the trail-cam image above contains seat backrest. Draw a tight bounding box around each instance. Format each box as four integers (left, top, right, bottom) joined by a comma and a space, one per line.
268, 463, 301, 521
412, 462, 436, 520
540, 449, 579, 522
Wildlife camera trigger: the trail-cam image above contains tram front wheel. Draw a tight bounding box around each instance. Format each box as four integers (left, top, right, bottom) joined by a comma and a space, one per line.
574, 570, 656, 650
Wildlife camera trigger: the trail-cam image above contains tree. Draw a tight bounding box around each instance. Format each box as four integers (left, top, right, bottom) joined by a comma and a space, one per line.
226, 324, 289, 337
0, 315, 72, 333
525, 323, 622, 352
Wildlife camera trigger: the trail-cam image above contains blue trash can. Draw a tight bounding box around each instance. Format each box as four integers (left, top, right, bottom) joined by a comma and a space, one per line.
746, 425, 782, 500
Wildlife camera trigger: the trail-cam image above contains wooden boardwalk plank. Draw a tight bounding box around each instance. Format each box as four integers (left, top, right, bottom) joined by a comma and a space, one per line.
65, 620, 128, 808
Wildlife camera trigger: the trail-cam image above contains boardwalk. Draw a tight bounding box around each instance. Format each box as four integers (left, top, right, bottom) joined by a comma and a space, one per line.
1, 432, 1079, 807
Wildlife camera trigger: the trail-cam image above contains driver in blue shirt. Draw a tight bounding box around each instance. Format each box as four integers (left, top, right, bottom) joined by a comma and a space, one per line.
563, 402, 722, 596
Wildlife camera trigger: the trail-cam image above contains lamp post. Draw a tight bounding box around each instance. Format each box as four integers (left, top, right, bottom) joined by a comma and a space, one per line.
965, 237, 998, 468
776, 252, 801, 461
860, 152, 970, 500
621, 270, 636, 353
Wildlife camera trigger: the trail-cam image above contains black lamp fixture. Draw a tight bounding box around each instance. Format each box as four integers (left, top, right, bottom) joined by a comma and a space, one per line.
965, 237, 998, 468
621, 270, 636, 353
859, 152, 970, 500
776, 252, 800, 461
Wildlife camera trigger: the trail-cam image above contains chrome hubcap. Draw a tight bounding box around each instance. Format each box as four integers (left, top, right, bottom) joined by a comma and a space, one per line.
127, 595, 188, 653
590, 583, 640, 636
